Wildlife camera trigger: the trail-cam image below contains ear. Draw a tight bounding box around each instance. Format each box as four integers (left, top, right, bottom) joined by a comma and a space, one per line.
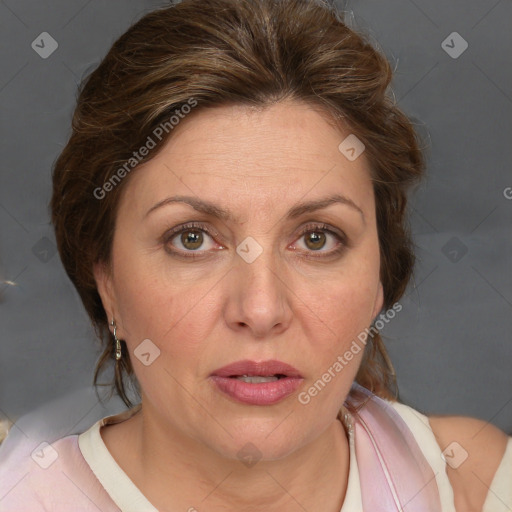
372, 281, 384, 319
93, 261, 117, 326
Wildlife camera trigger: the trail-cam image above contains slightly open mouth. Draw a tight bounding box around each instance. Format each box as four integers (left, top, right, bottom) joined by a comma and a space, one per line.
229, 374, 287, 383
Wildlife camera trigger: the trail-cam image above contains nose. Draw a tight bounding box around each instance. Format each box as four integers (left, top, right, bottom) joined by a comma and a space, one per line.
223, 242, 293, 339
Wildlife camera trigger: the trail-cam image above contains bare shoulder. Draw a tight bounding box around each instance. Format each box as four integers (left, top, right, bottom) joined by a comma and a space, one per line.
428, 414, 509, 512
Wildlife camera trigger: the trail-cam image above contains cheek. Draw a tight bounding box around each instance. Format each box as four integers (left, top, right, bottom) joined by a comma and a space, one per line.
111, 247, 216, 367
297, 245, 381, 357
109, 234, 171, 342
300, 281, 375, 358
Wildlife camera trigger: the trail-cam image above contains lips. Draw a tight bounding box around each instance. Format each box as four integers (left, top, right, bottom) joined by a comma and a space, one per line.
210, 360, 303, 405
211, 359, 302, 379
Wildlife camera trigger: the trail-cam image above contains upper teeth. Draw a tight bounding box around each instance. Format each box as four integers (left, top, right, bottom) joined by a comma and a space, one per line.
236, 375, 279, 383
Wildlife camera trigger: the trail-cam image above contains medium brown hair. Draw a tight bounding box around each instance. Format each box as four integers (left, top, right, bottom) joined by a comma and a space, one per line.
51, 0, 425, 406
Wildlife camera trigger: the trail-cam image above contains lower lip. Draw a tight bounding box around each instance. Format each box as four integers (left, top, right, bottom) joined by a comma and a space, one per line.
210, 376, 303, 405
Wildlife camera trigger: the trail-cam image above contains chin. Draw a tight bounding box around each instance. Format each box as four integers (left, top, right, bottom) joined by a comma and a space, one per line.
211, 433, 305, 464
201, 415, 319, 463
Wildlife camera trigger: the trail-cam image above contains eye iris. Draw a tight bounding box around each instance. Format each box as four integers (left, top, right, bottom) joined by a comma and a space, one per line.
305, 231, 326, 250
181, 230, 203, 250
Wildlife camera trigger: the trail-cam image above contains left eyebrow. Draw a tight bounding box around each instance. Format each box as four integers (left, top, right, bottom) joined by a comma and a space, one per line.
286, 194, 365, 222
144, 193, 365, 223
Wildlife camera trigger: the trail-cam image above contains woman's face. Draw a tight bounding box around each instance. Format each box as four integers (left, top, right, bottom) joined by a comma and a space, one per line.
95, 99, 383, 460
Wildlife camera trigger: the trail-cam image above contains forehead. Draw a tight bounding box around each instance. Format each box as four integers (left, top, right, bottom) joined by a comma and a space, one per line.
119, 100, 375, 219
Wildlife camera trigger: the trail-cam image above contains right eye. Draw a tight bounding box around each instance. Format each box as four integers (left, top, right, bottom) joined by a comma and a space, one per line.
162, 222, 223, 259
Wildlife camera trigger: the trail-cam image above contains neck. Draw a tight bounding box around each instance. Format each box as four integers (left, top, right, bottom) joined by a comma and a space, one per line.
109, 403, 351, 512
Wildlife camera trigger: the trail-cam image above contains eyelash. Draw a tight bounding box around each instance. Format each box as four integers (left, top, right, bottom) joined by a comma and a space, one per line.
161, 221, 348, 260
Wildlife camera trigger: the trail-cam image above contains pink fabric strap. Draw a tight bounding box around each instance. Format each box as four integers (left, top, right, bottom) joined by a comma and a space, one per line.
344, 382, 442, 511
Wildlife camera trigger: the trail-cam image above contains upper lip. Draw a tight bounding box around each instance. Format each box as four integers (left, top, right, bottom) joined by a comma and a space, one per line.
211, 359, 302, 378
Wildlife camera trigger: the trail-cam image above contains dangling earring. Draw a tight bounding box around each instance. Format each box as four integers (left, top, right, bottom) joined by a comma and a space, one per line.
111, 318, 122, 361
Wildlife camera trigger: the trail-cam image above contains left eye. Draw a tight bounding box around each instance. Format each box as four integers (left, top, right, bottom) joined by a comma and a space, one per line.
292, 223, 346, 255
295, 229, 340, 252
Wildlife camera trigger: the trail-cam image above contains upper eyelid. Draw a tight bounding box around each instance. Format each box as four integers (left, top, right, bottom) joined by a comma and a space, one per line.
164, 221, 343, 235
162, 222, 220, 241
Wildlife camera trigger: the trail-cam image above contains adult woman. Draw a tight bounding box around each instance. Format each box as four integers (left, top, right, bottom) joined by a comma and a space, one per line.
0, 0, 510, 510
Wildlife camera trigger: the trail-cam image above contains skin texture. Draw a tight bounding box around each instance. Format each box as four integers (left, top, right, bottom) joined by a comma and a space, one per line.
93, 99, 509, 511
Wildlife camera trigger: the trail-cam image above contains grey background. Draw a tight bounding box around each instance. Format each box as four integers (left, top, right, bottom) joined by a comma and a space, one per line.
0, 0, 511, 435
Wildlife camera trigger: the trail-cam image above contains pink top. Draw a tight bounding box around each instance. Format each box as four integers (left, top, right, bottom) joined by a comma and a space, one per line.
1, 384, 511, 511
